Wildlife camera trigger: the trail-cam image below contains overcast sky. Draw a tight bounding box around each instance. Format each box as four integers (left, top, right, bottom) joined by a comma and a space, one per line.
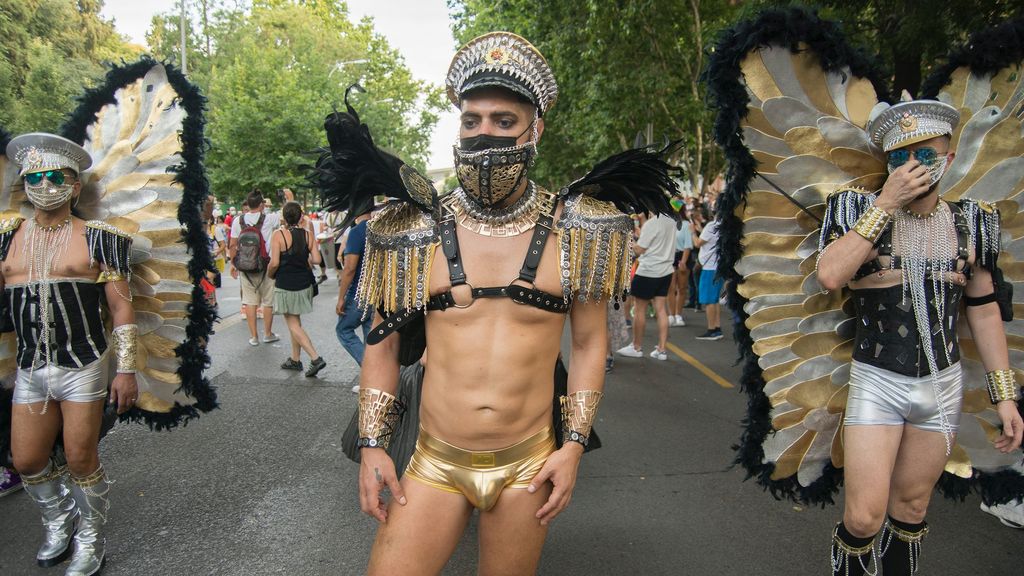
99, 0, 461, 169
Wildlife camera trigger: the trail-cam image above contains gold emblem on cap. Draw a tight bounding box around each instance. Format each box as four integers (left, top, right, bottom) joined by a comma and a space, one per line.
899, 112, 918, 133
484, 47, 509, 65
25, 148, 42, 166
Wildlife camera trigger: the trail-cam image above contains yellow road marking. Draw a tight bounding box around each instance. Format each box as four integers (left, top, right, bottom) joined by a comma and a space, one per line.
665, 341, 735, 389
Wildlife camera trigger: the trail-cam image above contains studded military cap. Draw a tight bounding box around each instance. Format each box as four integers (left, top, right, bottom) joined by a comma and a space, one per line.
6, 132, 92, 176
868, 98, 960, 152
446, 32, 558, 115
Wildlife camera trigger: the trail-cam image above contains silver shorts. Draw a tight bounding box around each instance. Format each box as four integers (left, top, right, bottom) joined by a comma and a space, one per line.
844, 360, 962, 433
12, 354, 109, 404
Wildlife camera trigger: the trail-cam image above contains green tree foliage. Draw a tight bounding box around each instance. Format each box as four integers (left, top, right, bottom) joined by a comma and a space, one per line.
147, 1, 445, 206
448, 0, 743, 192
0, 0, 140, 133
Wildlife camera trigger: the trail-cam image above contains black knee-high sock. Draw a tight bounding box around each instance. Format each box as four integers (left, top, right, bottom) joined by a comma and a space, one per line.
880, 516, 928, 576
832, 522, 876, 576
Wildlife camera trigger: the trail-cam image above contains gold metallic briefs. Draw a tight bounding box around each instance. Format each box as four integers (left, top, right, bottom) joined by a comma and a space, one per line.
404, 426, 555, 511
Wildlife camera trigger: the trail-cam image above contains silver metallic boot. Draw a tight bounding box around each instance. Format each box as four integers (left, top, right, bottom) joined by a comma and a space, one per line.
21, 460, 79, 567
66, 466, 109, 576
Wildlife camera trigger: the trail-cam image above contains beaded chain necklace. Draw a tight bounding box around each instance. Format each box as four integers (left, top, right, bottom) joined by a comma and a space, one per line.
22, 216, 74, 414
891, 201, 957, 453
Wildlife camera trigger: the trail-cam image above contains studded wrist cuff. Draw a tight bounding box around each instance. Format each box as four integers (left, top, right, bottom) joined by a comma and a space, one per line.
852, 206, 891, 245
986, 369, 1020, 404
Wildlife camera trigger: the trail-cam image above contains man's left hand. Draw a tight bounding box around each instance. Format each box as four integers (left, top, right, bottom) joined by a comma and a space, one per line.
109, 373, 139, 414
994, 400, 1024, 453
529, 442, 584, 525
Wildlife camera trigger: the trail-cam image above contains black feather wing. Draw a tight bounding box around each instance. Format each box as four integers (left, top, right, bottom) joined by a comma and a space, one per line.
310, 95, 436, 231
561, 142, 681, 217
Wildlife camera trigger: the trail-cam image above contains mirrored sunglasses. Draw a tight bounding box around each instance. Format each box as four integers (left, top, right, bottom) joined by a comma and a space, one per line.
24, 170, 67, 186
887, 147, 940, 169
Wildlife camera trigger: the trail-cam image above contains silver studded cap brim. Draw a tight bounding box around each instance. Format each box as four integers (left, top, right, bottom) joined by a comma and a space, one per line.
446, 31, 558, 115
6, 132, 92, 176
867, 100, 961, 152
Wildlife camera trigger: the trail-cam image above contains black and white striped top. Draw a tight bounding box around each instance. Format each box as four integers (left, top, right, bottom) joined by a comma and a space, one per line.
6, 280, 108, 370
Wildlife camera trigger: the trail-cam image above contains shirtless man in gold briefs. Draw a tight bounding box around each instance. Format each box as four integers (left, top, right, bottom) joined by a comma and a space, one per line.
333, 32, 676, 575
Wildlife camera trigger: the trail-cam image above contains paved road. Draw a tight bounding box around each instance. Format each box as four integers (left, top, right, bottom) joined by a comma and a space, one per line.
1, 274, 1020, 575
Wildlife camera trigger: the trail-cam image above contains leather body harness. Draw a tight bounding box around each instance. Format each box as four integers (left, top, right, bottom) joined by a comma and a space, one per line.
367, 196, 568, 348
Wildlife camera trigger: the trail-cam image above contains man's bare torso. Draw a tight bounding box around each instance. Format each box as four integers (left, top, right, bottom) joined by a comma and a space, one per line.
2, 218, 98, 285
419, 204, 566, 450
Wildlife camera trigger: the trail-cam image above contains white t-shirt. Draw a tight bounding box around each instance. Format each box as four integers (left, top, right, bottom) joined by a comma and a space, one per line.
698, 220, 720, 270
635, 214, 677, 278
230, 210, 281, 253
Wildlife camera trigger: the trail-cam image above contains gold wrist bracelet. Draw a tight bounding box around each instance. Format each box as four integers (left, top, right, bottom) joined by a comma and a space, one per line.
357, 388, 405, 450
560, 390, 603, 447
111, 324, 138, 374
986, 369, 1020, 404
852, 205, 891, 244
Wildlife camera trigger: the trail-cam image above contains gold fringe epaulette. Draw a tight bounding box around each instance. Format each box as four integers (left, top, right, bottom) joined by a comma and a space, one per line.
85, 220, 133, 278
0, 217, 25, 262
357, 202, 439, 314
557, 194, 633, 302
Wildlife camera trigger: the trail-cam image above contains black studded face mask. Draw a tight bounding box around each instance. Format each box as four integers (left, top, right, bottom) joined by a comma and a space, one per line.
454, 122, 537, 207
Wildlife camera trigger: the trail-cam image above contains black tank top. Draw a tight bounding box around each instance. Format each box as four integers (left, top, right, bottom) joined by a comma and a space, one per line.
275, 228, 313, 291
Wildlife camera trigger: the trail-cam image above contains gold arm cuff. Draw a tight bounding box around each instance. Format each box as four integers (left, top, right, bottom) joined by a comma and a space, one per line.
986, 369, 1020, 404
559, 390, 603, 446
852, 205, 891, 244
111, 324, 138, 374
357, 388, 405, 450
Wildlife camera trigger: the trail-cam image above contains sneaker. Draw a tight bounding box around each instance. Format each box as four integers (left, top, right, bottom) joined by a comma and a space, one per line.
696, 330, 723, 341
0, 468, 22, 497
248, 337, 259, 346
280, 358, 303, 371
674, 315, 686, 327
262, 332, 280, 343
305, 357, 327, 377
616, 344, 643, 358
318, 275, 328, 285
604, 356, 614, 373
649, 349, 668, 361
351, 385, 361, 394
981, 501, 1024, 529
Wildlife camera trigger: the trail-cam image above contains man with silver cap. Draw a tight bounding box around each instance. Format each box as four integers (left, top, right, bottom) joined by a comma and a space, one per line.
345, 32, 676, 574
3, 133, 138, 576
816, 96, 1023, 575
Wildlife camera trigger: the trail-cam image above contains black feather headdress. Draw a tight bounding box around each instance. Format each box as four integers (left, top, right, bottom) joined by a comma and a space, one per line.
309, 85, 437, 231
560, 141, 682, 217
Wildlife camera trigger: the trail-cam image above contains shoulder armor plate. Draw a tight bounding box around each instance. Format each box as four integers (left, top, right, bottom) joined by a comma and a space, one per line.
359, 202, 439, 313
557, 193, 633, 302
0, 217, 25, 262
85, 220, 133, 277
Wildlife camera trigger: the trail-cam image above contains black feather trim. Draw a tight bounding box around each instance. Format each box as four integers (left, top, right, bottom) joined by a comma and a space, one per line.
60, 57, 218, 431
561, 141, 681, 217
921, 17, 1024, 99
307, 88, 436, 231
704, 7, 889, 506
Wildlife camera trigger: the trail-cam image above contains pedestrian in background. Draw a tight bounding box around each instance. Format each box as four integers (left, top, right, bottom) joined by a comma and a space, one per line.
336, 207, 374, 392
617, 212, 676, 360
669, 204, 692, 327
229, 189, 280, 346
269, 201, 327, 377
693, 214, 724, 341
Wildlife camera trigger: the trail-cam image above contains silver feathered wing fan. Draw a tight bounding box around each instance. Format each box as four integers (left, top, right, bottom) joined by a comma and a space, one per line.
707, 8, 1024, 504
0, 59, 219, 432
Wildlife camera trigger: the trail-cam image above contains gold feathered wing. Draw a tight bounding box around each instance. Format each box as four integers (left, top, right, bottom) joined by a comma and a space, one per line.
929, 53, 1024, 479
76, 63, 211, 419
733, 42, 886, 488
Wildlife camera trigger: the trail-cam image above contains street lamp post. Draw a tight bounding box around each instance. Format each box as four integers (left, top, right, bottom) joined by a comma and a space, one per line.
180, 0, 188, 75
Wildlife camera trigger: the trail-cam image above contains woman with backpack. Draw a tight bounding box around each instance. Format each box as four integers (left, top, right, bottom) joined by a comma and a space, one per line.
268, 202, 327, 377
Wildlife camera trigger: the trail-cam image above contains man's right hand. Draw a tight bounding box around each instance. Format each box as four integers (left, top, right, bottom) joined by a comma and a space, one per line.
359, 448, 406, 523
230, 267, 238, 279
336, 298, 346, 316
876, 159, 931, 213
